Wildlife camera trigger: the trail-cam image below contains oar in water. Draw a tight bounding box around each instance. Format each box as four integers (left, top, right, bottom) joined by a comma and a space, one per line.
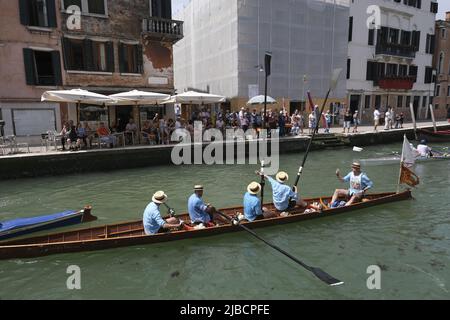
292, 68, 343, 189
216, 211, 344, 286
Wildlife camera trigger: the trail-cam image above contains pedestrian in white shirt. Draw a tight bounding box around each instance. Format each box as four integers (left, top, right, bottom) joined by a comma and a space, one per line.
373, 108, 380, 132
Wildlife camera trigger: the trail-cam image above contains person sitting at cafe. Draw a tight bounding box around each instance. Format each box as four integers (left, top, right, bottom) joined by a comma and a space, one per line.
60, 121, 70, 151
125, 118, 138, 145
97, 122, 117, 148
76, 122, 90, 149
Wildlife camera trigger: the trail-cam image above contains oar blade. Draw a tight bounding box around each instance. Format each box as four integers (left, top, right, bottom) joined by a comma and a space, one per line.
311, 267, 344, 286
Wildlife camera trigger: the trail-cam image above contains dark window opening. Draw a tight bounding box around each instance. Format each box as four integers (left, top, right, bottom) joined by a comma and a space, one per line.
88, 0, 106, 15
348, 16, 353, 42
34, 51, 55, 85
119, 44, 143, 74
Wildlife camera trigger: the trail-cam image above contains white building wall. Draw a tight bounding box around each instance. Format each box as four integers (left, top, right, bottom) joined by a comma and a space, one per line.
173, 0, 239, 97
174, 0, 350, 102
348, 0, 437, 120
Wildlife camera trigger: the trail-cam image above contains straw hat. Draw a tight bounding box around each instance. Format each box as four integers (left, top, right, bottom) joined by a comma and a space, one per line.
247, 182, 262, 195
351, 161, 361, 169
276, 171, 289, 184
194, 185, 204, 191
152, 191, 168, 204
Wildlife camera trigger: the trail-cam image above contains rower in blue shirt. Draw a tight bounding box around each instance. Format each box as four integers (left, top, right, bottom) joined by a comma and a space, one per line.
331, 161, 373, 206
242, 182, 277, 221
257, 171, 306, 212
187, 185, 227, 226
143, 191, 183, 235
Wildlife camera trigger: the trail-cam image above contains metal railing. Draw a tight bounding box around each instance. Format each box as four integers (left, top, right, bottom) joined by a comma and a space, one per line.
142, 17, 184, 40
375, 42, 416, 59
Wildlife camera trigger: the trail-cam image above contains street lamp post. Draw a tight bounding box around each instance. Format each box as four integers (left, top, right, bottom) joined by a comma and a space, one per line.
262, 52, 272, 131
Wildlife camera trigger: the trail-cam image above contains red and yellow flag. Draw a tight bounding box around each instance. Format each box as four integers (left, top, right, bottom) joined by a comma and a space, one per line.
400, 163, 420, 187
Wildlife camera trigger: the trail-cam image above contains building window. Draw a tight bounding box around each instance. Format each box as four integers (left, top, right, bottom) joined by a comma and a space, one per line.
430, 2, 438, 14
150, 0, 172, 19
62, 38, 114, 72
447, 86, 450, 97
399, 65, 408, 76
409, 65, 418, 82
435, 104, 439, 110
397, 96, 403, 108
347, 59, 351, 79
368, 28, 375, 46
438, 52, 444, 74
422, 96, 427, 108
441, 28, 446, 39
366, 61, 376, 81
364, 95, 371, 109
348, 16, 353, 42
435, 85, 440, 96
119, 43, 143, 74
23, 49, 62, 86
406, 96, 411, 108
19, 0, 57, 28
424, 66, 433, 84
62, 0, 107, 16
387, 64, 398, 77
425, 34, 435, 54
375, 95, 381, 108
388, 28, 399, 44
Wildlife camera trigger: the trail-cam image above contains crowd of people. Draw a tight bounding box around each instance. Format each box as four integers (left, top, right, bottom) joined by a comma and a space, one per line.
373, 106, 405, 132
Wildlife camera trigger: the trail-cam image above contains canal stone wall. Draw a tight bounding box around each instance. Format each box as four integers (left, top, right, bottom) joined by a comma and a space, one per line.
0, 125, 449, 180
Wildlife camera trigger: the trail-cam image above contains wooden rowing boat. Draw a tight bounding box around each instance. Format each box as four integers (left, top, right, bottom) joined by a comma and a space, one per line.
360, 154, 450, 166
417, 128, 450, 142
0, 206, 97, 241
0, 191, 411, 260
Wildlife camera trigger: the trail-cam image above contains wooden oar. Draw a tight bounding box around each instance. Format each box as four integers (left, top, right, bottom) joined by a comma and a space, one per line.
293, 68, 343, 189
216, 211, 344, 286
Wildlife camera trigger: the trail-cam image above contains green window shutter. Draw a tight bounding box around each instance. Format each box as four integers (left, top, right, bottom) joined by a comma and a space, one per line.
61, 37, 71, 70
23, 48, 36, 85
106, 42, 115, 73
19, 0, 30, 26
83, 39, 94, 71
119, 43, 126, 73
136, 45, 144, 74
46, 0, 57, 28
51, 51, 63, 86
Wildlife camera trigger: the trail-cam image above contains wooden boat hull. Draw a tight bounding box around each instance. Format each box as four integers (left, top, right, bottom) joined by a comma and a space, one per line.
417, 128, 450, 142
0, 207, 96, 241
360, 154, 450, 166
0, 191, 412, 260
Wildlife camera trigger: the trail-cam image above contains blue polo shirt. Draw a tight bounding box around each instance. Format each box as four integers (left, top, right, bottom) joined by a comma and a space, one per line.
267, 177, 298, 211
188, 193, 211, 224
243, 192, 262, 221
143, 202, 166, 235
343, 172, 373, 196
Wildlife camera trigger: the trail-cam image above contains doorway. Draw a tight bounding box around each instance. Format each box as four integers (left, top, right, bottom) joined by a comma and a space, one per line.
116, 106, 134, 132
349, 95, 360, 114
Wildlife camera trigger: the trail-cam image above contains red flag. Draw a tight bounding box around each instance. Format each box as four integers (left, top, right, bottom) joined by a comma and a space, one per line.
400, 163, 420, 187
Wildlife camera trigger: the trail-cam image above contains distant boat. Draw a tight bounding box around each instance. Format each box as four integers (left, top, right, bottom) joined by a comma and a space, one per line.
417, 128, 450, 142
0, 207, 97, 241
360, 154, 450, 166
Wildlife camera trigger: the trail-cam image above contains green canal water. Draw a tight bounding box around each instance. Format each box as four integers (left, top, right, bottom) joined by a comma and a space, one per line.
1, 142, 449, 299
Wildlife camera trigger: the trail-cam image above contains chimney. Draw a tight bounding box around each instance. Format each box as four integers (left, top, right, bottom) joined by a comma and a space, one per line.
446, 12, 450, 22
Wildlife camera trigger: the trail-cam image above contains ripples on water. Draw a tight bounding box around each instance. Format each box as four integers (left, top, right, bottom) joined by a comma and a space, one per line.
0, 143, 449, 299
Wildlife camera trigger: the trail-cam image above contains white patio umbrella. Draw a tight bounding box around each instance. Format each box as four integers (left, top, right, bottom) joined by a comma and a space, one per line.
247, 95, 277, 106
166, 90, 226, 105
109, 90, 170, 105
41, 88, 114, 105
42, 89, 115, 123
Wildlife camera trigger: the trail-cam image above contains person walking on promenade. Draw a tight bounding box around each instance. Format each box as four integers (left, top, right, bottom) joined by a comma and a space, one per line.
373, 107, 381, 132
384, 107, 391, 131
343, 109, 352, 134
352, 110, 360, 133
324, 110, 332, 133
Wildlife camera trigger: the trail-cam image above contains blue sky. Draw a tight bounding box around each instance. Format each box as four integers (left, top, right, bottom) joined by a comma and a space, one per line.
173, 0, 450, 19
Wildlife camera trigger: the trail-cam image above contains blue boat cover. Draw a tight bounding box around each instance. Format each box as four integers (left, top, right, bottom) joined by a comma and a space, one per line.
0, 211, 78, 233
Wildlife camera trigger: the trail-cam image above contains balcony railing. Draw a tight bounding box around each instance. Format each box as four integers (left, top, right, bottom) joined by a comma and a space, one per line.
142, 17, 184, 43
377, 75, 415, 90
375, 42, 416, 59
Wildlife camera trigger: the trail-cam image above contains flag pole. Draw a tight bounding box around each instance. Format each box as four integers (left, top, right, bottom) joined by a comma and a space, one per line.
397, 135, 406, 193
